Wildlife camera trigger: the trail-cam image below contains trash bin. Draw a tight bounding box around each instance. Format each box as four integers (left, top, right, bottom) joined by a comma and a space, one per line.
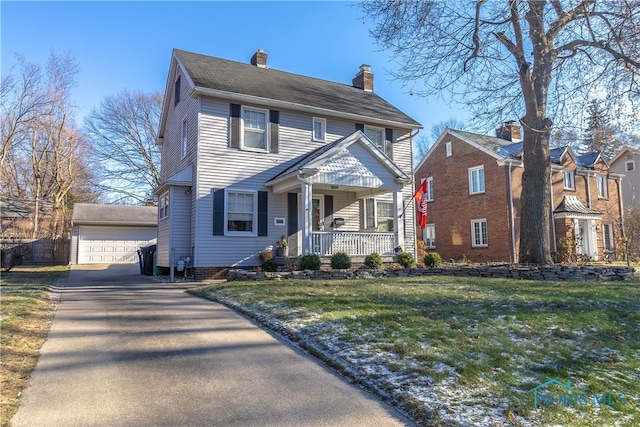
139, 245, 156, 276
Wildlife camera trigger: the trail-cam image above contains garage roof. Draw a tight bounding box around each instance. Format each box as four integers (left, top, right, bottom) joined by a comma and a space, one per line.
71, 203, 158, 226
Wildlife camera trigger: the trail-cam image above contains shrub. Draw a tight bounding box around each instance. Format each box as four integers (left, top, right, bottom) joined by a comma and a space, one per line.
261, 259, 278, 272
331, 252, 352, 269
364, 252, 383, 269
396, 252, 416, 268
258, 250, 273, 262
299, 253, 321, 270
423, 252, 442, 268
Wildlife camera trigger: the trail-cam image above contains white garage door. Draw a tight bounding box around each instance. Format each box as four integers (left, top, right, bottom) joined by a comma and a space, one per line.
78, 226, 157, 264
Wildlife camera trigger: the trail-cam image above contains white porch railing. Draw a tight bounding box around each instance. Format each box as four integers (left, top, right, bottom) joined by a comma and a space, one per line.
311, 231, 396, 256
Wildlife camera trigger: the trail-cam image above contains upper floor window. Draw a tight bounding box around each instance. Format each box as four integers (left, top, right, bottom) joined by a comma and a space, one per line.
365, 125, 385, 151
445, 141, 452, 157
174, 75, 181, 106
597, 174, 608, 198
181, 118, 188, 158
471, 219, 488, 247
242, 107, 268, 151
563, 170, 575, 190
468, 166, 485, 194
226, 190, 256, 235
426, 177, 434, 201
424, 224, 436, 248
159, 193, 169, 220
312, 117, 326, 142
626, 160, 635, 172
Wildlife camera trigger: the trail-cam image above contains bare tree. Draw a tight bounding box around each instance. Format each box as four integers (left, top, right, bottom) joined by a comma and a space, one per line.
84, 90, 162, 204
414, 118, 467, 163
362, 0, 640, 263
1, 52, 96, 238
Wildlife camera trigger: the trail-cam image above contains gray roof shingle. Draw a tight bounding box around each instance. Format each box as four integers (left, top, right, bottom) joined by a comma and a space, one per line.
71, 204, 157, 226
174, 49, 421, 128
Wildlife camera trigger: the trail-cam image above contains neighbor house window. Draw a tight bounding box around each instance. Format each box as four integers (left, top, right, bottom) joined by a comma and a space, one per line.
424, 224, 435, 248
365, 125, 385, 151
312, 117, 326, 142
242, 107, 268, 151
376, 201, 394, 232
471, 219, 488, 247
626, 160, 635, 172
563, 170, 575, 190
469, 166, 485, 194
159, 193, 169, 219
226, 190, 256, 234
602, 223, 614, 251
445, 141, 452, 157
181, 118, 188, 158
597, 174, 608, 198
174, 75, 181, 106
426, 177, 434, 201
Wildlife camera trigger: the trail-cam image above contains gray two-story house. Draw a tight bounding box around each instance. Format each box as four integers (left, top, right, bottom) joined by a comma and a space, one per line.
155, 49, 421, 279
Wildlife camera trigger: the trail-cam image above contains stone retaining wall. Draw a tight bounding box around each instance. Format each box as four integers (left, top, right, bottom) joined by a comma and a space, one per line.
227, 264, 636, 282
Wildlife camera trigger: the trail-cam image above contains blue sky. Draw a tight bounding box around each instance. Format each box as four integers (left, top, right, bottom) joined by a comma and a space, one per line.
1, 1, 471, 140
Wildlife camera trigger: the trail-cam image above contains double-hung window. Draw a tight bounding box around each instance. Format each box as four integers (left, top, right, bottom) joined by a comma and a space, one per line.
312, 117, 326, 142
469, 166, 485, 194
226, 190, 256, 234
365, 125, 385, 151
597, 174, 608, 198
602, 223, 614, 252
242, 107, 268, 151
159, 193, 169, 220
471, 219, 488, 247
426, 176, 434, 201
563, 170, 575, 190
424, 224, 436, 248
376, 201, 394, 232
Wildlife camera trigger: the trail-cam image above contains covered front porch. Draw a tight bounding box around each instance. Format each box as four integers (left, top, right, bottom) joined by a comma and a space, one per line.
266, 131, 414, 258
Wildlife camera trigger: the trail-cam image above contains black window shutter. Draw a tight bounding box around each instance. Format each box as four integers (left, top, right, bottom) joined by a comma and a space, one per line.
356, 123, 365, 132
269, 110, 279, 154
385, 128, 393, 158
229, 104, 241, 148
324, 195, 333, 226
258, 191, 268, 236
213, 189, 225, 235
287, 193, 298, 238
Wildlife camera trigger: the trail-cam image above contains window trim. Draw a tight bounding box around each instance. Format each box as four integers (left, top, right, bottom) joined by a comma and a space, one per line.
312, 117, 326, 142
626, 160, 635, 172
445, 141, 452, 157
225, 189, 258, 236
364, 125, 385, 152
468, 166, 485, 195
181, 117, 188, 159
597, 174, 608, 199
424, 224, 436, 249
426, 177, 434, 201
563, 170, 575, 190
471, 219, 488, 247
241, 106, 269, 152
159, 192, 169, 220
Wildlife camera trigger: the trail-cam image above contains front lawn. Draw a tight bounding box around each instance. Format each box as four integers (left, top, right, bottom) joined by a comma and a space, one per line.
190, 276, 639, 426
0, 266, 68, 427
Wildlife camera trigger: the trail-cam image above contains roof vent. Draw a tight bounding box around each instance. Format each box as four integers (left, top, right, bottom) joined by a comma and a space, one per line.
251, 49, 268, 68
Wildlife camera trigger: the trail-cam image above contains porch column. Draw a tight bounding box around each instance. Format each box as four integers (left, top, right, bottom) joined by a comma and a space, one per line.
394, 189, 405, 251
298, 176, 313, 254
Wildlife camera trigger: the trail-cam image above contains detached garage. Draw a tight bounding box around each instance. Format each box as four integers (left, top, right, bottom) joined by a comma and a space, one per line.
70, 204, 157, 264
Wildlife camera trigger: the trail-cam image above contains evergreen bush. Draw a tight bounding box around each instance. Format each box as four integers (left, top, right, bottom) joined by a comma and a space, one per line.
423, 252, 442, 268
331, 252, 352, 269
299, 253, 321, 270
364, 253, 383, 269
396, 252, 416, 268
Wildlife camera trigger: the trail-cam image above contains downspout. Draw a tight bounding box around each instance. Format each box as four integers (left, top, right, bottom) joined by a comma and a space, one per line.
585, 172, 592, 208
508, 162, 517, 263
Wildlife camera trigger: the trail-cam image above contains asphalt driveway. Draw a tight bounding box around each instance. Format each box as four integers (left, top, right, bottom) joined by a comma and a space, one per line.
12, 264, 410, 427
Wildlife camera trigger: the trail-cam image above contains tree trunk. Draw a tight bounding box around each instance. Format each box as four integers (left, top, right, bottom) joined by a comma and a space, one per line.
518, 116, 552, 264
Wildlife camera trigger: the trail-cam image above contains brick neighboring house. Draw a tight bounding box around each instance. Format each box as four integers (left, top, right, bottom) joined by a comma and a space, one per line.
415, 121, 624, 263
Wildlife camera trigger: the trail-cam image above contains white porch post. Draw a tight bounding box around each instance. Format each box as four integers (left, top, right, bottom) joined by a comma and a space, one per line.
298, 176, 313, 254
394, 189, 405, 251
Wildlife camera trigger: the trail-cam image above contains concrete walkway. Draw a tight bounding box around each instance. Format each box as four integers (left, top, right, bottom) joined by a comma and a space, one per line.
12, 264, 411, 427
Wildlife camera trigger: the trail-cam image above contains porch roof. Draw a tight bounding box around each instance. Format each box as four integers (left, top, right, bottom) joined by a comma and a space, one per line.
265, 131, 411, 196
554, 195, 602, 219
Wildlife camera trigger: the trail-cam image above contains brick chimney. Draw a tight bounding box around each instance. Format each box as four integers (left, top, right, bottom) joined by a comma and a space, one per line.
352, 64, 374, 92
250, 49, 267, 68
496, 120, 522, 142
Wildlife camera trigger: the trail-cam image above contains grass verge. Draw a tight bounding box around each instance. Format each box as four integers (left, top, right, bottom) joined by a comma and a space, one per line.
0, 265, 68, 427
190, 275, 639, 426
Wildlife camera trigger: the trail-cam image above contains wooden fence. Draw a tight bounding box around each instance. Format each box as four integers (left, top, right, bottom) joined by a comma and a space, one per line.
0, 239, 70, 266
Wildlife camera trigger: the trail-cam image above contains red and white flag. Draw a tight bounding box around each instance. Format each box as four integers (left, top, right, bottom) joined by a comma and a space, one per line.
414, 180, 428, 229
